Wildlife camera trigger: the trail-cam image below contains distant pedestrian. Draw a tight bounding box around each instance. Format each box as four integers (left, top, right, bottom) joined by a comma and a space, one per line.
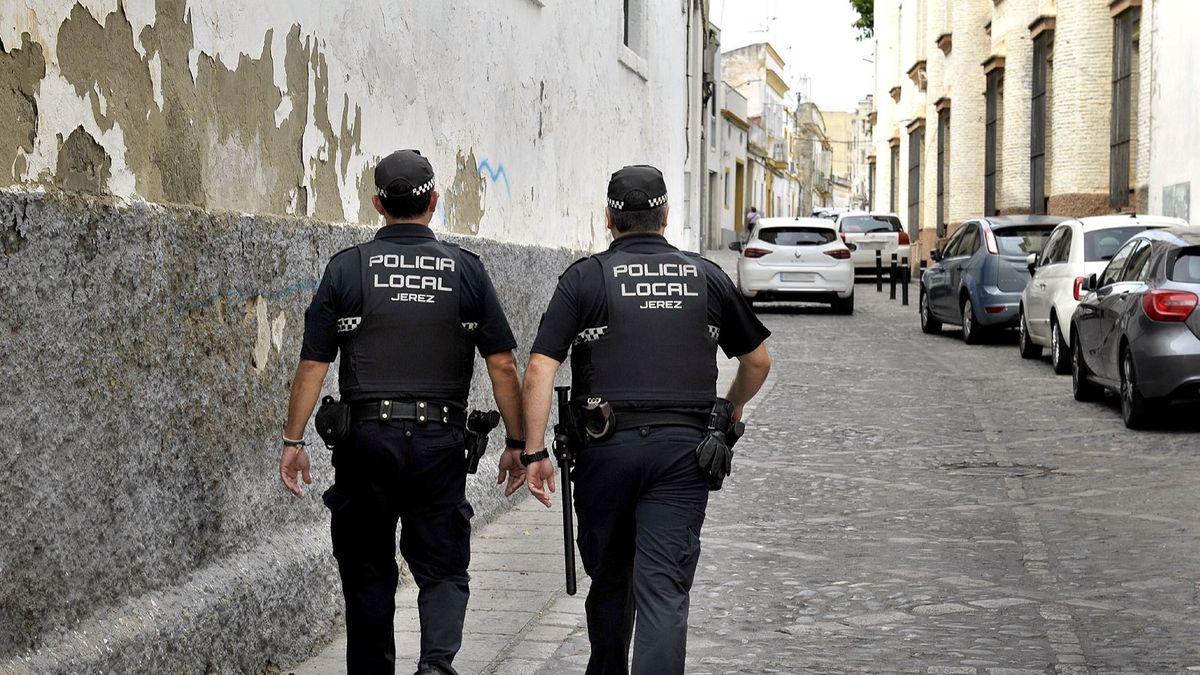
744, 206, 760, 241
279, 149, 528, 674
520, 165, 773, 674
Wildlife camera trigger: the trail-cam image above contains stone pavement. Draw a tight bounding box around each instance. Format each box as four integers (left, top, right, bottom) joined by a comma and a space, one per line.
294, 255, 1200, 674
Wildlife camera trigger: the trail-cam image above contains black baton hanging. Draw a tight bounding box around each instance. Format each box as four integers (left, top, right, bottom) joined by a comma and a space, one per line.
553, 386, 578, 596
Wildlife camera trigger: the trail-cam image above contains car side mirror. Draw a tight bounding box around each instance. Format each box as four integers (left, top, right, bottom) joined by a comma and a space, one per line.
728, 241, 743, 252
1026, 253, 1038, 276
1083, 274, 1098, 292
930, 249, 942, 262
845, 242, 858, 252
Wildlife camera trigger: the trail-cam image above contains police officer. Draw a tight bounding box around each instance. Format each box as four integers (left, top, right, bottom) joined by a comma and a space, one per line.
520, 165, 772, 674
279, 149, 528, 675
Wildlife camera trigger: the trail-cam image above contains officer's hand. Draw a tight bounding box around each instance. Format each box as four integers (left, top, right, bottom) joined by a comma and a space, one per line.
279, 446, 312, 497
525, 457, 556, 508
731, 404, 745, 425
497, 449, 526, 497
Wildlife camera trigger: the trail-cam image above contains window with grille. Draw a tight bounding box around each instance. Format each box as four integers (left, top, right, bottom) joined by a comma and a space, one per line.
1110, 8, 1139, 209
1031, 31, 1053, 215
890, 144, 900, 213
908, 125, 924, 238
985, 69, 1004, 217
936, 108, 950, 236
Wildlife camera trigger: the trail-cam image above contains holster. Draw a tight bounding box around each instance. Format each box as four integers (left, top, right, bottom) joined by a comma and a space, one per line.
581, 398, 616, 441
315, 395, 351, 449
695, 398, 740, 491
464, 409, 501, 474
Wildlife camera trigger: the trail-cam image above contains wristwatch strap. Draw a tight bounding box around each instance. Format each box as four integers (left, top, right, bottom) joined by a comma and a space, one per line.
505, 437, 527, 450
519, 449, 550, 466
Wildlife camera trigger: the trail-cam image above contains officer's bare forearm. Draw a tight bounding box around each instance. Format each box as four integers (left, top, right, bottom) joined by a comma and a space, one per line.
285, 359, 331, 439
485, 350, 525, 443
725, 342, 771, 408
521, 353, 562, 451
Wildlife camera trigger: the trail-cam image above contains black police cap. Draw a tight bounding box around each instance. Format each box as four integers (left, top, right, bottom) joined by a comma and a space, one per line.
607, 165, 668, 212
375, 149, 435, 199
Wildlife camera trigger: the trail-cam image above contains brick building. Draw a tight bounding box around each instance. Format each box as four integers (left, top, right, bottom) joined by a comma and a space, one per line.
871, 0, 1199, 261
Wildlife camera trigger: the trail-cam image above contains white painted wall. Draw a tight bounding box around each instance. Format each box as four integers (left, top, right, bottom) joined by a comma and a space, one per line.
0, 0, 704, 252
1146, 0, 1200, 223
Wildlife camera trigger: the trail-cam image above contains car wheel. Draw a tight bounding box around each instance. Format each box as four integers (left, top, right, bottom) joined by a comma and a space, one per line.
1120, 348, 1155, 429
1018, 309, 1042, 359
1071, 333, 1103, 402
920, 289, 942, 334
961, 297, 983, 345
1050, 319, 1071, 375
832, 292, 854, 315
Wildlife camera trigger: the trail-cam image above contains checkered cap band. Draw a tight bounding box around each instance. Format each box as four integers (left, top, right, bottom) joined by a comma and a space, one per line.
608, 199, 625, 210
648, 195, 667, 207
572, 326, 608, 345
337, 317, 361, 333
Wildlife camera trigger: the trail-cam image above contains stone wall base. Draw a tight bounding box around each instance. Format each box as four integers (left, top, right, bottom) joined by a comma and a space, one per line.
1047, 193, 1114, 217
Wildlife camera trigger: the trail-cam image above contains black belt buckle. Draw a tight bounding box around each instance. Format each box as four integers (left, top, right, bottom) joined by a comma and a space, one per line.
378, 399, 394, 423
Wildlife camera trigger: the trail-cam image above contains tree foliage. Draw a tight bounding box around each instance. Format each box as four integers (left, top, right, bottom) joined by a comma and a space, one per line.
849, 0, 874, 40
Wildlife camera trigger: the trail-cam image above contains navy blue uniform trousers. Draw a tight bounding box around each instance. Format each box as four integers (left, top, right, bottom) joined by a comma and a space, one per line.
322, 419, 473, 675
573, 426, 711, 675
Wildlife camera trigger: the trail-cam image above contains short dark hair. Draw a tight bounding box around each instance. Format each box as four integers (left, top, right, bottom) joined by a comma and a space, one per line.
380, 191, 433, 219
610, 204, 667, 233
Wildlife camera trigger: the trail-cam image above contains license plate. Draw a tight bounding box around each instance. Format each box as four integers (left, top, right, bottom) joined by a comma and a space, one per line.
780, 272, 816, 283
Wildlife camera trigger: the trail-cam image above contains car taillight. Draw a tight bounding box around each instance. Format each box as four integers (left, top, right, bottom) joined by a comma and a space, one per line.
898, 231, 910, 246
824, 248, 851, 260
1142, 290, 1198, 322
984, 229, 999, 255
1073, 276, 1086, 301
742, 247, 771, 259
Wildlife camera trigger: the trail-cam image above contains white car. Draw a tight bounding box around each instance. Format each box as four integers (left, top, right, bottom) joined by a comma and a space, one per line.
1018, 214, 1189, 373
734, 217, 856, 313
834, 212, 912, 274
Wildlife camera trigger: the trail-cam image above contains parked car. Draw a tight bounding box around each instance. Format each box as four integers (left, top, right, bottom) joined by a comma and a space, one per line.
834, 212, 910, 275
920, 215, 1068, 343
1019, 215, 1188, 373
1070, 227, 1200, 428
732, 217, 856, 313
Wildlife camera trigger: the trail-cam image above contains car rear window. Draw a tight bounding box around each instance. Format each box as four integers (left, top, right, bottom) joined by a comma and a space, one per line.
1084, 226, 1153, 261
1169, 249, 1200, 283
839, 216, 901, 233
757, 227, 837, 246
994, 226, 1054, 256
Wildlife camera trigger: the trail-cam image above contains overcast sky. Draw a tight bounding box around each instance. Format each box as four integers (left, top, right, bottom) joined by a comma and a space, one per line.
711, 0, 874, 113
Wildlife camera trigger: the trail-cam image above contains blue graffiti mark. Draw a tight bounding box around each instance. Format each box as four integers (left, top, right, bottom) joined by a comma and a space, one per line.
477, 160, 511, 197
174, 278, 321, 316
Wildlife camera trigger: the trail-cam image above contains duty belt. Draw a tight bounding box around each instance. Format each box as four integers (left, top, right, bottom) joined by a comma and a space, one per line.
612, 411, 706, 432
350, 399, 468, 427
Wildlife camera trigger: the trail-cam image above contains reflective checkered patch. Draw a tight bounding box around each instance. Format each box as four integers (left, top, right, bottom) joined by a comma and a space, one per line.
607, 199, 625, 210
572, 326, 608, 345
337, 317, 361, 333
462, 322, 479, 331
648, 194, 667, 207
707, 325, 720, 340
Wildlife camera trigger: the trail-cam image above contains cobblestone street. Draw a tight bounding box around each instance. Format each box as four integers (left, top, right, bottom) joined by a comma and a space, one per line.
528, 277, 1200, 674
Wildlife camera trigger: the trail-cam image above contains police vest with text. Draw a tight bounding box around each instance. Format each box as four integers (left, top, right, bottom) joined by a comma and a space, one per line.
571, 250, 718, 406
337, 239, 474, 402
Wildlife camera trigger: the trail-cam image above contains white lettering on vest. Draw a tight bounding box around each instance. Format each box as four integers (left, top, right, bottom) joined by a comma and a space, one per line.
619, 282, 699, 297
611, 263, 699, 278
368, 254, 456, 272
373, 274, 454, 292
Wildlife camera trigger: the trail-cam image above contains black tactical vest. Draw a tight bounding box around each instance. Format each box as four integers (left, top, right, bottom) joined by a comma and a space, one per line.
337, 238, 474, 402
570, 249, 718, 407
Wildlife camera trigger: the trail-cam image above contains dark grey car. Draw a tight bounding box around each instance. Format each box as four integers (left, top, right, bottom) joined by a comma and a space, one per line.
1070, 227, 1200, 428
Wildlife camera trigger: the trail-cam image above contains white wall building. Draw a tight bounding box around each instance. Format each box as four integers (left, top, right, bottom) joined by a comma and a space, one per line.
0, 0, 709, 253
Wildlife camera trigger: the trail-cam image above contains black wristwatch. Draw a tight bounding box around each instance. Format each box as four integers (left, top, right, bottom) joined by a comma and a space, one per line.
519, 449, 550, 466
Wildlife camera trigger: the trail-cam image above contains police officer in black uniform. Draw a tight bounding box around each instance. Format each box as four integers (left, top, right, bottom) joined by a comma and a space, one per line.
279, 149, 528, 675
520, 165, 773, 674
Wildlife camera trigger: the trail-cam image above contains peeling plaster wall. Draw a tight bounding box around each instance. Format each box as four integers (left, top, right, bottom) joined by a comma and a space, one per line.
0, 0, 700, 252
0, 188, 578, 670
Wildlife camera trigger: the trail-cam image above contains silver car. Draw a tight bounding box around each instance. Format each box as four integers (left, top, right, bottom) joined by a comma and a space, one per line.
1071, 227, 1200, 428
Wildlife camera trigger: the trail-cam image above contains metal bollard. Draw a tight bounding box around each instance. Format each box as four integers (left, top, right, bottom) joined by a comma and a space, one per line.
875, 250, 883, 292
901, 256, 910, 306
889, 253, 898, 300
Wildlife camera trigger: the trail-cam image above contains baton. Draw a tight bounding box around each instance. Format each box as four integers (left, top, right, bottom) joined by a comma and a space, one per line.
552, 386, 578, 596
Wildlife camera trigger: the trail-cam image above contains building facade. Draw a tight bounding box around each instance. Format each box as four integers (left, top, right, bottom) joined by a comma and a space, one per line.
871, 0, 1199, 261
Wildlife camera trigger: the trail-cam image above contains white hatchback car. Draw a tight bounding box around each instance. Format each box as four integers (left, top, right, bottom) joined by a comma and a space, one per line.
735, 217, 856, 313
1018, 214, 1189, 373
833, 212, 912, 274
